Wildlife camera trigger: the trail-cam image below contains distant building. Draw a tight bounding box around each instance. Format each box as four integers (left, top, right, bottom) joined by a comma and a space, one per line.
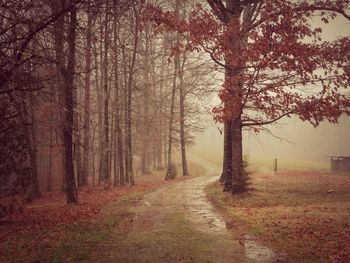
330, 156, 350, 172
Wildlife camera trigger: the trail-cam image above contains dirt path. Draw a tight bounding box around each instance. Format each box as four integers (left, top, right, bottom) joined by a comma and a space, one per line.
103, 156, 285, 263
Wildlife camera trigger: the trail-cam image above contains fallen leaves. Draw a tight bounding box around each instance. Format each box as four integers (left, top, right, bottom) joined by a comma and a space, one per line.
206, 171, 350, 263
0, 178, 171, 262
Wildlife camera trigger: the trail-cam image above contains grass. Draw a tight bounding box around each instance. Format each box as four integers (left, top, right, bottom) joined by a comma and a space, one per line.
34, 192, 230, 263
0, 161, 206, 263
190, 149, 329, 172
40, 192, 143, 263
205, 171, 350, 263
91, 211, 230, 263
248, 155, 329, 172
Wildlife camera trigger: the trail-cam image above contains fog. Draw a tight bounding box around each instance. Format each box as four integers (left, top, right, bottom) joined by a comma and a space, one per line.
191, 16, 350, 169
192, 115, 350, 164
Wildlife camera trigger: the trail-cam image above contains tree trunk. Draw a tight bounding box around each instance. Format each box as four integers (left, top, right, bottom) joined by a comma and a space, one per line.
26, 94, 41, 200
178, 52, 188, 176
74, 81, 82, 189
50, 0, 66, 192
26, 134, 41, 201
141, 26, 151, 175
96, 16, 104, 186
165, 0, 180, 180
221, 121, 233, 191
121, 44, 129, 185
113, 12, 124, 186
231, 119, 243, 194
81, 12, 93, 187
126, 73, 134, 185
125, 3, 139, 186
7, 85, 41, 200
100, 1, 110, 185
229, 3, 252, 194
165, 56, 178, 180
64, 5, 78, 204
47, 119, 53, 191
218, 0, 250, 194
155, 34, 168, 171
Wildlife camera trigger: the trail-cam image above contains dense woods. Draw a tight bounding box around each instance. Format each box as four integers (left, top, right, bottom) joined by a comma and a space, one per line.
1, 0, 349, 203
0, 0, 212, 204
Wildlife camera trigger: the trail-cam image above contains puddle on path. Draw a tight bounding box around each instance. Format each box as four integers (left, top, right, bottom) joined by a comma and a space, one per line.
183, 155, 286, 262
183, 177, 228, 231
130, 155, 286, 262
182, 176, 285, 262
244, 235, 284, 262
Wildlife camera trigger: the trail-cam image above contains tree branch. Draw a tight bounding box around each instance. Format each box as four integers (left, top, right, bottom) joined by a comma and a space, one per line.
15, 1, 81, 63
242, 111, 295, 127
248, 4, 350, 31
207, 0, 229, 23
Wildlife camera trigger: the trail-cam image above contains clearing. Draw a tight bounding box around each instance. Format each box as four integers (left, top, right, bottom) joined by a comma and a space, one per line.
206, 169, 350, 263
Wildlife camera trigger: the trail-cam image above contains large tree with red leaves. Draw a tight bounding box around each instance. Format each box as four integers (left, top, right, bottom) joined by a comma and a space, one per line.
148, 0, 350, 194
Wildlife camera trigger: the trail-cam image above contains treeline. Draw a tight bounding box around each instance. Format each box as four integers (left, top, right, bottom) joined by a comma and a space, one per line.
0, 0, 214, 203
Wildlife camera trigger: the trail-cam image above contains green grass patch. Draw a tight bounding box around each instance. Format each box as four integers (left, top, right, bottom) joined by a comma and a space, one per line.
30, 189, 233, 263
36, 193, 143, 262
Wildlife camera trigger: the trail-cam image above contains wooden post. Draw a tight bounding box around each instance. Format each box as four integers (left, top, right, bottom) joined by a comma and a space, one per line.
273, 158, 277, 173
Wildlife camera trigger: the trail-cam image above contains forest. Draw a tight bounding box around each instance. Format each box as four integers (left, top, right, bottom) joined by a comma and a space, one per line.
1, 0, 350, 262
0, 0, 216, 203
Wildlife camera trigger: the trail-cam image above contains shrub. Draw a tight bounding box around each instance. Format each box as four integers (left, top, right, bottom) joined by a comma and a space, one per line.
232, 156, 252, 194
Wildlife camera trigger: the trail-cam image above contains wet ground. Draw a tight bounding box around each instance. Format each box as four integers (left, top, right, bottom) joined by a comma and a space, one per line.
106, 156, 286, 263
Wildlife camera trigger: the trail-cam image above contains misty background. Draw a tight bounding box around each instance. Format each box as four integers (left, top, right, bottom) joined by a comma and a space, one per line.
191, 15, 350, 169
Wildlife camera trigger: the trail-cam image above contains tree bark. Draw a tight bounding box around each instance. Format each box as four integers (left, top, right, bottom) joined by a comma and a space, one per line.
231, 119, 243, 193
121, 44, 129, 185
141, 25, 151, 175
207, 0, 249, 194
50, 0, 66, 192
221, 121, 232, 190
23, 94, 41, 200
178, 50, 188, 176
165, 0, 180, 180
113, 12, 124, 187
125, 3, 139, 185
227, 1, 252, 194
96, 15, 104, 186
64, 4, 78, 204
74, 78, 82, 190
81, 11, 93, 187
165, 52, 178, 179
100, 1, 110, 185
47, 117, 53, 191
7, 78, 41, 201
155, 34, 169, 171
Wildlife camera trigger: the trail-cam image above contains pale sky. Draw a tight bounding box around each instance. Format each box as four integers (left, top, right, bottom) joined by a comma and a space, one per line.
191, 13, 350, 165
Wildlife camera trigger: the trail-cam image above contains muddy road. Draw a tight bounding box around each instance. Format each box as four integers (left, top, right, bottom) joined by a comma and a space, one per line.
102, 156, 285, 263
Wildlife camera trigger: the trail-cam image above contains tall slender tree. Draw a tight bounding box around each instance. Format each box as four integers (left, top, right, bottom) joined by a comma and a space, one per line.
81, 9, 94, 187
165, 0, 181, 180
63, 3, 78, 203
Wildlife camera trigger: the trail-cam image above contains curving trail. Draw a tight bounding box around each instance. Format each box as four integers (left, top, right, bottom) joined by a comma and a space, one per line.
112, 156, 285, 263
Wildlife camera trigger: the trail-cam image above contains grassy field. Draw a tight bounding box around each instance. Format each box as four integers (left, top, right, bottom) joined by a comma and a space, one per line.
190, 148, 329, 172
205, 171, 350, 263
